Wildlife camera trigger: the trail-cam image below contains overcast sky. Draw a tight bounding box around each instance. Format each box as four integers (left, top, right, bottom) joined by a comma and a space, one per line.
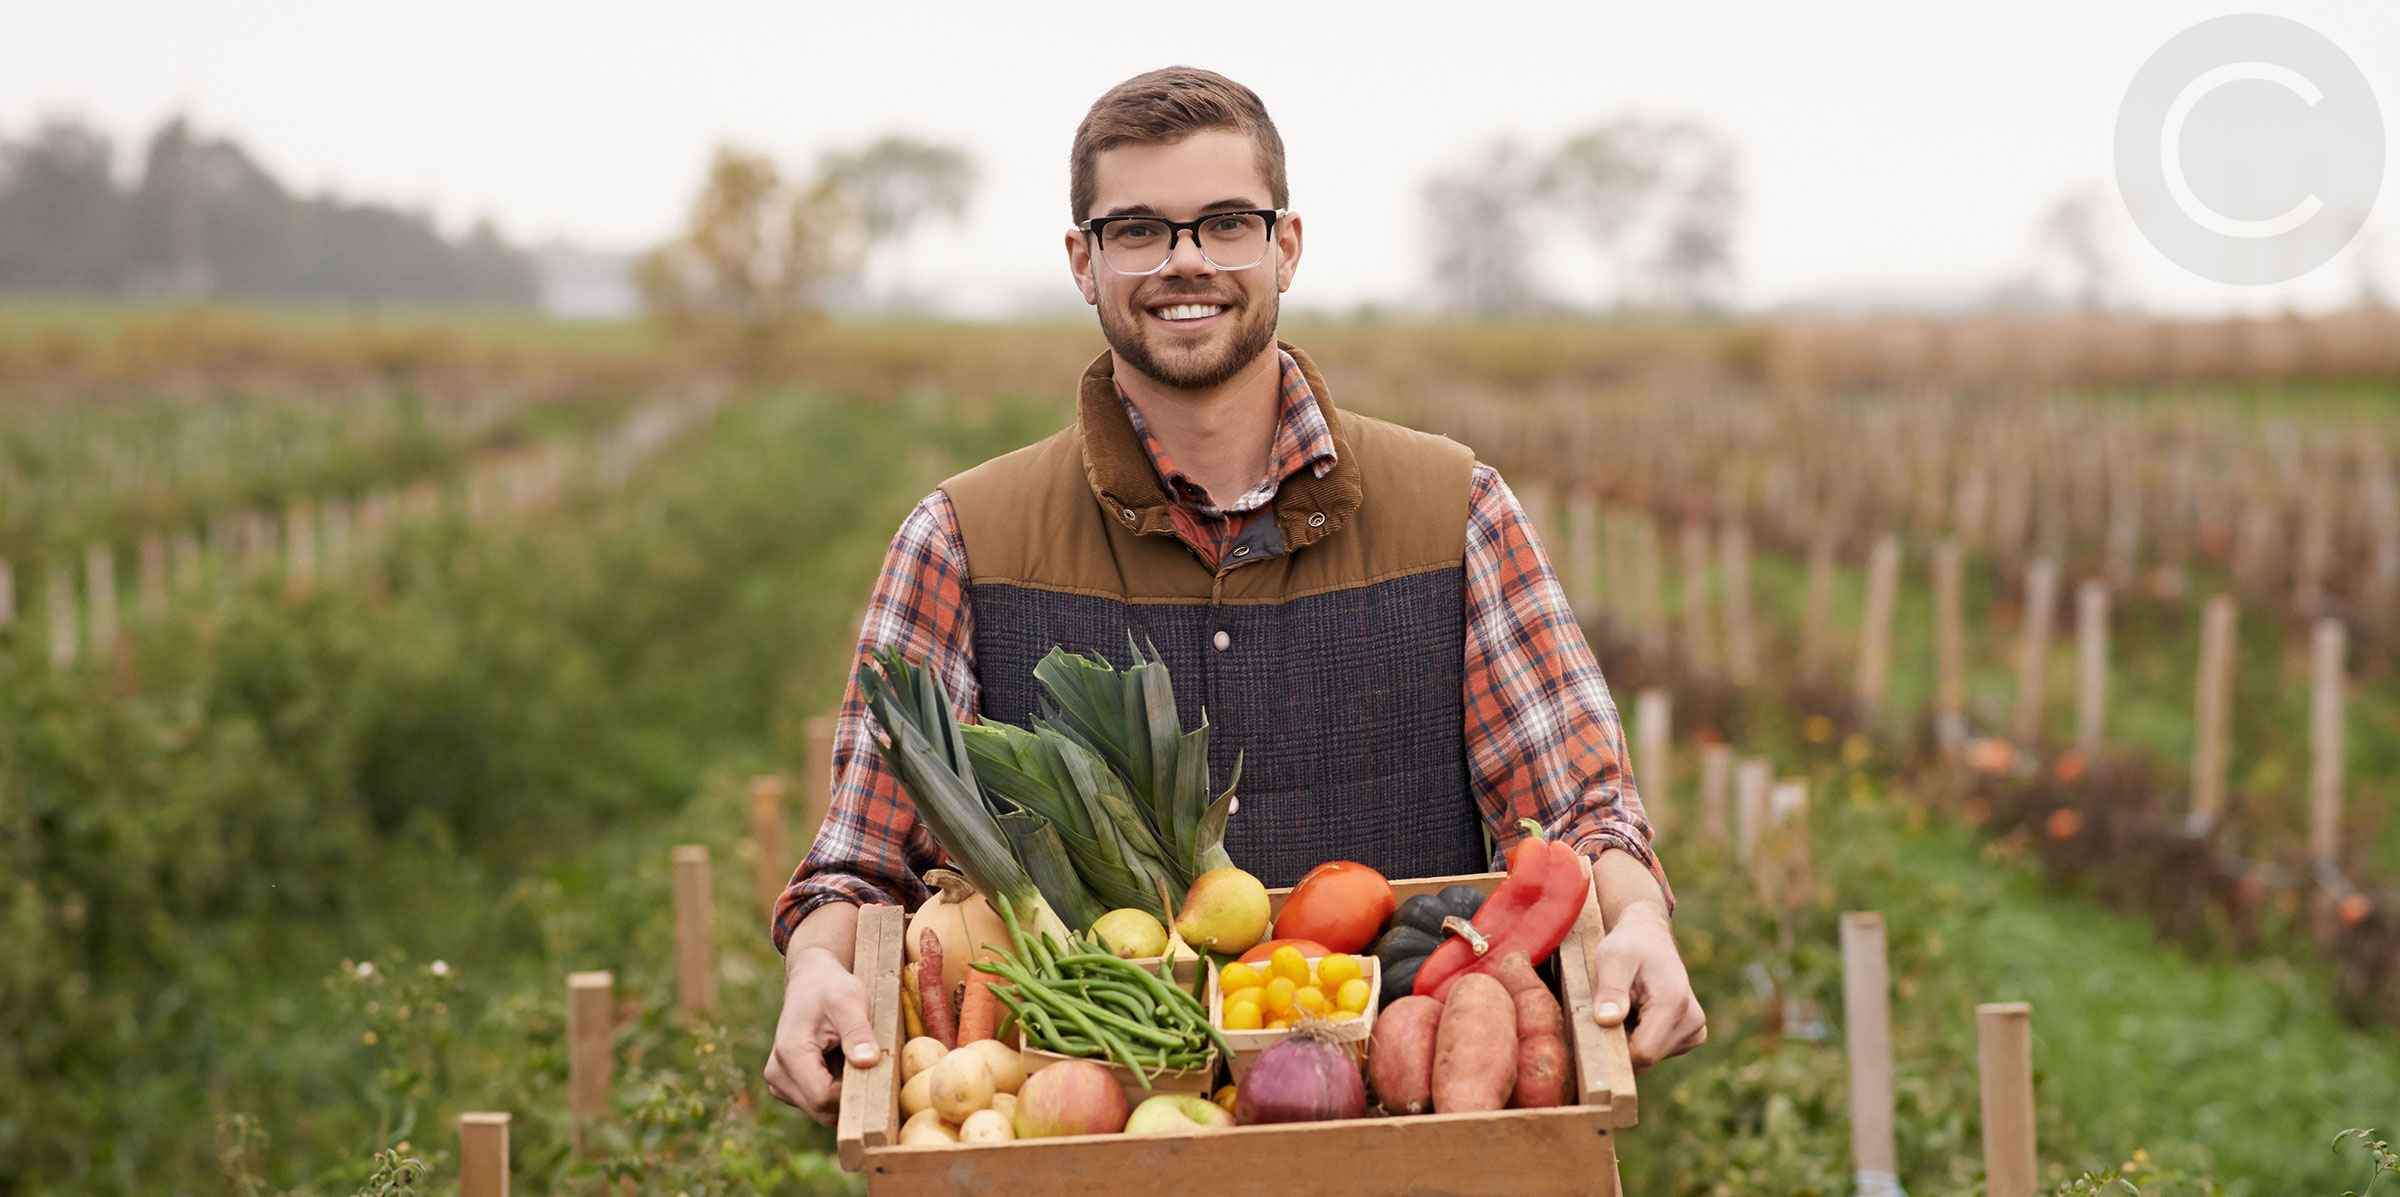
8, 0, 2396, 318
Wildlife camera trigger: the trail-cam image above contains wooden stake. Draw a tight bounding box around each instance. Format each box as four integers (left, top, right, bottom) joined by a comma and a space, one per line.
2010, 558, 2059, 745
1719, 521, 1758, 686
458, 1111, 510, 1197
83, 545, 117, 655
1698, 742, 1732, 842
1855, 534, 1901, 716
2075, 581, 2109, 753
1932, 540, 1967, 752
1977, 1002, 2037, 1197
673, 845, 718, 1017
1633, 690, 1671, 823
0, 557, 13, 627
1800, 533, 1836, 679
749, 775, 790, 919
1679, 519, 1716, 676
566, 971, 614, 1155
2309, 619, 2346, 866
1734, 758, 1770, 863
1840, 914, 1899, 1193
2190, 595, 2237, 830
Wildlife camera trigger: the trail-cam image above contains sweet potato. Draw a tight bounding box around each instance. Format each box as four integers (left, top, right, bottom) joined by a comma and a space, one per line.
1432, 973, 1517, 1113
1369, 995, 1445, 1115
1488, 950, 1570, 1108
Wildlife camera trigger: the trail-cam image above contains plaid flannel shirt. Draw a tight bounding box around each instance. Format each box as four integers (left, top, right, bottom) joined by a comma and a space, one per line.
773, 350, 1668, 951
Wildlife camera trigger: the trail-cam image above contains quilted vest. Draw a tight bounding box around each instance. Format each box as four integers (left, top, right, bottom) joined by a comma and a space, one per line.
939, 343, 1487, 887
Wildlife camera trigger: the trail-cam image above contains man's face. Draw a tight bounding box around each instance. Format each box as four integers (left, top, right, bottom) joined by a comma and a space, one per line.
1065, 128, 1302, 391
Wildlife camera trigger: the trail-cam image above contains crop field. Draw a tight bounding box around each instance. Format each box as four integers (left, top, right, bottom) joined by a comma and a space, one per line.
4, 303, 2398, 1195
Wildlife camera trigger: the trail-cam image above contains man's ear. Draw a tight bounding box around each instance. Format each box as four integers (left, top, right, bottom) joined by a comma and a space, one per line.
1274, 211, 1303, 294
1063, 228, 1100, 305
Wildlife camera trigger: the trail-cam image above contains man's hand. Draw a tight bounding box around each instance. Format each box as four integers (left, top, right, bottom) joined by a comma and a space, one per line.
1585, 898, 1707, 1071
762, 945, 881, 1125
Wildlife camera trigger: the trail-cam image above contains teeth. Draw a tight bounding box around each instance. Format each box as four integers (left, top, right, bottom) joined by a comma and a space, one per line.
1154, 304, 1225, 321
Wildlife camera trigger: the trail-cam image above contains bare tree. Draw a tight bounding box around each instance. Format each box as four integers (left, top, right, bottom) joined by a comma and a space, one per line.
2036, 186, 2117, 311
1421, 138, 1552, 318
1536, 119, 1664, 310
1640, 124, 1742, 313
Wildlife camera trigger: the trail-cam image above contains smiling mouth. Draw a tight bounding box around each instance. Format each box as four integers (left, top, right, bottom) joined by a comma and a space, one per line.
1147, 301, 1230, 327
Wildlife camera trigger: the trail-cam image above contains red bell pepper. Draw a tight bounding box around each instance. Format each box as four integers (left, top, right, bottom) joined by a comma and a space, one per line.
1413, 820, 1592, 999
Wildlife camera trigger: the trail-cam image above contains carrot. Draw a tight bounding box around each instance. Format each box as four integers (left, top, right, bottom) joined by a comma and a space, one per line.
918, 929, 957, 1047
900, 961, 927, 1041
957, 949, 1000, 1045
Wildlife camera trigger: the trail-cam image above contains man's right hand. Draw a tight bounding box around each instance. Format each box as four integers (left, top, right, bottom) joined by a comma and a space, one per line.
763, 945, 881, 1125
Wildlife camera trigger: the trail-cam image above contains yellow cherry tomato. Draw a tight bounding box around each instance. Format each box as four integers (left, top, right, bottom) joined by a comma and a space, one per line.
1267, 1016, 1295, 1030
1218, 962, 1264, 994
1316, 953, 1363, 991
1222, 997, 1263, 1030
1268, 945, 1311, 986
1336, 977, 1371, 1013
1262, 976, 1298, 1016
1294, 985, 1330, 1017
1212, 1084, 1238, 1113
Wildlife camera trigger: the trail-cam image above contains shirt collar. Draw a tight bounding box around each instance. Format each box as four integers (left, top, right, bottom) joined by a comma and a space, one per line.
1116, 348, 1339, 516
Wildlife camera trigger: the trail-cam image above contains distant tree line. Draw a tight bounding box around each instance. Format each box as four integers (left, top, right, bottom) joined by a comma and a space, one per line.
0, 115, 538, 307
1423, 117, 1744, 318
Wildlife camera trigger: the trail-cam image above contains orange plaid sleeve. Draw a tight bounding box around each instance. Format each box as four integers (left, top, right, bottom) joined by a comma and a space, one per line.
1462, 464, 1673, 911
771, 490, 977, 952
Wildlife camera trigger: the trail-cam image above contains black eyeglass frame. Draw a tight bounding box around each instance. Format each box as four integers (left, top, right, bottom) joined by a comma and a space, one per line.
1078, 208, 1289, 275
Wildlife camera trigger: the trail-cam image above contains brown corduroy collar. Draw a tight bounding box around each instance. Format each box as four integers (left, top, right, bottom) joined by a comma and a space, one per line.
1075, 341, 1364, 554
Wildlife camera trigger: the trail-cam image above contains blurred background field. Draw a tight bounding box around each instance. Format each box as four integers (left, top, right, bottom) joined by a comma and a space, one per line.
8, 3, 2400, 1192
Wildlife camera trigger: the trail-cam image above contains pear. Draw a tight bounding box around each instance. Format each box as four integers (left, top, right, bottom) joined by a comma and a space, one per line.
1092, 908, 1170, 959
1173, 867, 1270, 954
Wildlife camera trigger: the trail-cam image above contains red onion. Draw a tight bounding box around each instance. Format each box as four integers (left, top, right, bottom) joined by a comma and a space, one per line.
1234, 1024, 1368, 1125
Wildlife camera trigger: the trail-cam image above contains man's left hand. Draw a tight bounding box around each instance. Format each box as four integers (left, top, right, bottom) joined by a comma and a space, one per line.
1584, 899, 1707, 1071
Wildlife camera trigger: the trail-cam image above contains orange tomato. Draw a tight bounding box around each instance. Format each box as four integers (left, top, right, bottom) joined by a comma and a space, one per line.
1269, 861, 1396, 954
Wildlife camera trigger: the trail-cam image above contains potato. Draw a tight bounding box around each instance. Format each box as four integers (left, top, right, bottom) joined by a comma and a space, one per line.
958, 1108, 1014, 1143
900, 1036, 949, 1084
1368, 995, 1445, 1115
930, 1047, 997, 1124
988, 1092, 1018, 1125
899, 1067, 935, 1119
964, 1038, 1026, 1095
1432, 973, 1517, 1113
898, 1108, 958, 1146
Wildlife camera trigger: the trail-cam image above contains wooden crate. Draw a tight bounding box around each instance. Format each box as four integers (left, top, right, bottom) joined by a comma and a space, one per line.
839, 870, 1639, 1195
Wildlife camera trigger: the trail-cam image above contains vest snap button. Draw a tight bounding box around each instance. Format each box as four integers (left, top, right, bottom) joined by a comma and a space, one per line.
1212, 629, 1231, 652
1307, 511, 1326, 528
1119, 507, 1137, 525
1230, 545, 1250, 558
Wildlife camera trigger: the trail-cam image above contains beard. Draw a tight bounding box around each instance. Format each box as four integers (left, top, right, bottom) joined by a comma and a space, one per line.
1097, 285, 1280, 391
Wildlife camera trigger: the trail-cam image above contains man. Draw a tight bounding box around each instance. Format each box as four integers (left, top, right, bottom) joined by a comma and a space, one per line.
764, 66, 1704, 1124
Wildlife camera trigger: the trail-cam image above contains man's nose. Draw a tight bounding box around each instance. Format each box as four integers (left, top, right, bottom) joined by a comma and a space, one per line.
1163, 228, 1215, 277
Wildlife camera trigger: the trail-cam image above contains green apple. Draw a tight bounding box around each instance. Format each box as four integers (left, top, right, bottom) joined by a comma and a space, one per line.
1124, 1093, 1236, 1135
1091, 908, 1169, 959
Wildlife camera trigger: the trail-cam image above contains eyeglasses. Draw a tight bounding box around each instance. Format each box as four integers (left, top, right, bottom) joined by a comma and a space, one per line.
1080, 208, 1287, 276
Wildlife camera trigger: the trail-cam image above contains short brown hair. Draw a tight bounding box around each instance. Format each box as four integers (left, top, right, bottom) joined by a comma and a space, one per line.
1069, 66, 1288, 224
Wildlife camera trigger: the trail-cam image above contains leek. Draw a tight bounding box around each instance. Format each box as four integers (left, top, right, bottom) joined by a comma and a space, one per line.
856, 649, 1072, 941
